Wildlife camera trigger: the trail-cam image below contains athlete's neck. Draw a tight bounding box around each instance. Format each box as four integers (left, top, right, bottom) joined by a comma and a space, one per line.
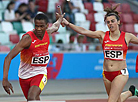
33, 30, 44, 40
109, 30, 121, 41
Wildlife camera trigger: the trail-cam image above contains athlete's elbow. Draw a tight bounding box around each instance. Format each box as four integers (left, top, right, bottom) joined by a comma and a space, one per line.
5, 55, 12, 62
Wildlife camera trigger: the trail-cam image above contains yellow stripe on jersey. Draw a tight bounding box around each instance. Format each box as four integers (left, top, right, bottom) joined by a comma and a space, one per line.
39, 74, 47, 91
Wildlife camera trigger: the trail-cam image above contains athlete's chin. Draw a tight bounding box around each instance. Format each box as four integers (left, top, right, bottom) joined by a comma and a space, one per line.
37, 32, 43, 36
109, 29, 115, 32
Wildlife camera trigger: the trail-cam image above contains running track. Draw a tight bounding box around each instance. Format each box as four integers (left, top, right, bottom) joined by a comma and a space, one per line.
66, 98, 138, 102
0, 79, 138, 102
28, 98, 138, 102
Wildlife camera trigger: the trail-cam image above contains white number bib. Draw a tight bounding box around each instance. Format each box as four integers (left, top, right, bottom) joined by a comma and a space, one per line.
121, 68, 129, 75
104, 50, 123, 60
31, 54, 50, 66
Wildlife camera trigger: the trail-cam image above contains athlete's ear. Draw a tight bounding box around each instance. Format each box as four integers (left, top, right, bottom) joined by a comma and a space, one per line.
118, 20, 120, 25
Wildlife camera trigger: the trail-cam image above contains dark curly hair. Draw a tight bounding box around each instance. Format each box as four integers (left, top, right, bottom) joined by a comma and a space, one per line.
104, 3, 121, 22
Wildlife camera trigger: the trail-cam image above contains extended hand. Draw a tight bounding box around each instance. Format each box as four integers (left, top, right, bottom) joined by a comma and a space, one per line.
2, 79, 14, 95
56, 12, 65, 20
62, 18, 70, 26
56, 13, 66, 27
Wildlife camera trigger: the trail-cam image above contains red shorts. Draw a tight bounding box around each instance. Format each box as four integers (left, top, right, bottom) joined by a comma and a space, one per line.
19, 74, 47, 99
102, 68, 129, 82
103, 70, 121, 82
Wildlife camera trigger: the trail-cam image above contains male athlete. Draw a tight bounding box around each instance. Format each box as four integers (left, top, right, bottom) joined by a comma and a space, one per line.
2, 12, 64, 101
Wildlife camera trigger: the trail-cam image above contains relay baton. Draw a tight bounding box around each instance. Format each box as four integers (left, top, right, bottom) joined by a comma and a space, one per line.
57, 5, 62, 15
57, 5, 65, 27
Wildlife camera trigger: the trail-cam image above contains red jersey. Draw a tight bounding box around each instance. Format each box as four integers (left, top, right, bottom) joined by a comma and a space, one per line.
102, 31, 128, 61
19, 31, 50, 79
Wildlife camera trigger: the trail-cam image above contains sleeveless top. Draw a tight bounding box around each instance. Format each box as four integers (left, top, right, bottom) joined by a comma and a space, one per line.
102, 31, 128, 61
18, 31, 50, 79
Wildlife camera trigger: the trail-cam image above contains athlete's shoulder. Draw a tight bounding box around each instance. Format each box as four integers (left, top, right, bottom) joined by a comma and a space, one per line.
21, 33, 32, 44
124, 32, 134, 37
98, 31, 107, 39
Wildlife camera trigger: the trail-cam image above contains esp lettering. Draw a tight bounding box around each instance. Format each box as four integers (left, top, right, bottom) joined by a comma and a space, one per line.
105, 50, 122, 59
32, 56, 49, 64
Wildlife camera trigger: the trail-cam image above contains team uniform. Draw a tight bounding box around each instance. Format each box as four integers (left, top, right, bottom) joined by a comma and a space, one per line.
102, 31, 129, 82
18, 31, 50, 99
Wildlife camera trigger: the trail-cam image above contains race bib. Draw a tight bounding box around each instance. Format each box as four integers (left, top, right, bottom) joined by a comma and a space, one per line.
104, 50, 123, 60
121, 68, 129, 75
31, 54, 50, 66
42, 75, 47, 85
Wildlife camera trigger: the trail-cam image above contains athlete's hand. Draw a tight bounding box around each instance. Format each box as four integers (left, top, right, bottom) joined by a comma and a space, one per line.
56, 12, 65, 27
2, 79, 14, 95
62, 18, 70, 26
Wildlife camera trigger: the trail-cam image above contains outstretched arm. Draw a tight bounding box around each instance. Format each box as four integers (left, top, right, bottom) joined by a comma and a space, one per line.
125, 33, 138, 45
62, 18, 104, 39
2, 35, 31, 95
129, 33, 138, 44
47, 13, 65, 34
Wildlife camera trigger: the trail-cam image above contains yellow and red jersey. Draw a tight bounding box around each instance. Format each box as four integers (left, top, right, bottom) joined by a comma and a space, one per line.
102, 31, 128, 61
19, 31, 50, 79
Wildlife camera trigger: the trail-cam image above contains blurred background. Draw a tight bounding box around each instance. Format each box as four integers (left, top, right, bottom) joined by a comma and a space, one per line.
0, 0, 138, 101
0, 0, 138, 82
0, 0, 138, 52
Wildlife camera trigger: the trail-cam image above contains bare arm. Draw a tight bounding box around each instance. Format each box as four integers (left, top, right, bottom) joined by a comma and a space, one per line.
47, 13, 65, 35
2, 34, 31, 95
15, 13, 20, 20
62, 18, 104, 39
15, 12, 27, 21
125, 33, 138, 45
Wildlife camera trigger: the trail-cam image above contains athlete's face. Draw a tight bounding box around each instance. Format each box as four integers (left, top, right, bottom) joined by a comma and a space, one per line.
35, 20, 48, 37
106, 16, 120, 32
